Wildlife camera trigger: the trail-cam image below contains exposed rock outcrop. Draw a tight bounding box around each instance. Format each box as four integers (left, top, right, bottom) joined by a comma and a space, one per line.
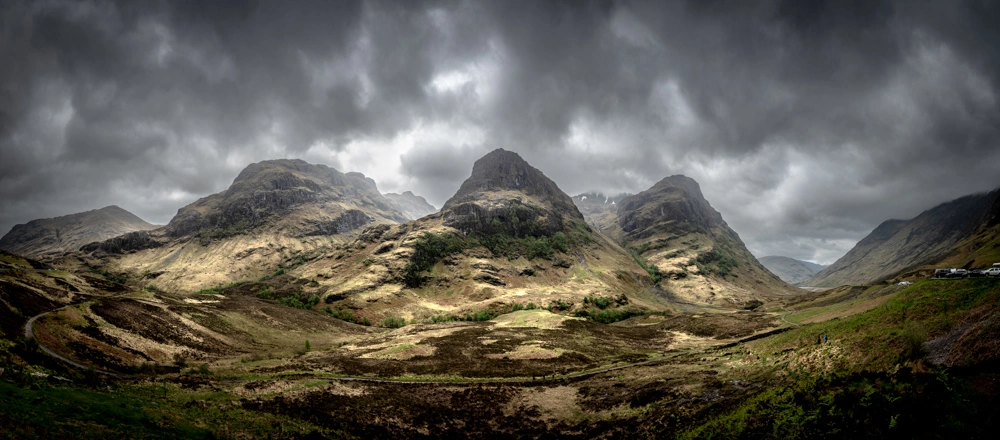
81, 231, 162, 254
440, 149, 586, 238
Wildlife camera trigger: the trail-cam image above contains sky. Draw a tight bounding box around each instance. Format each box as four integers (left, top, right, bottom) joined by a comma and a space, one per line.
2, 0, 1000, 265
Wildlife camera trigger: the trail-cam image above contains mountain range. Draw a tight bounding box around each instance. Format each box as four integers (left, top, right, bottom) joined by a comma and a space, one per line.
10, 149, 796, 326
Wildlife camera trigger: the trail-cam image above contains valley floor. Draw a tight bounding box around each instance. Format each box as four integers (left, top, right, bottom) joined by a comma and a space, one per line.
3, 275, 1000, 438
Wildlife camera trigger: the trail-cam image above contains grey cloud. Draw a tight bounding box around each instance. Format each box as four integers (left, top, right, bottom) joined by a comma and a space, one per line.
2, 0, 1000, 266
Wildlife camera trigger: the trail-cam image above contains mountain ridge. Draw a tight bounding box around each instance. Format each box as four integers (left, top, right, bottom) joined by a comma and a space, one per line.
0, 205, 157, 257
807, 188, 1000, 287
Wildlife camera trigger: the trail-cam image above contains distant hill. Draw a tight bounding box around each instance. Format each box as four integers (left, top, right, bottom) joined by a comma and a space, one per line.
384, 191, 437, 221
0, 206, 157, 257
758, 256, 826, 285
574, 176, 798, 306
807, 188, 1000, 287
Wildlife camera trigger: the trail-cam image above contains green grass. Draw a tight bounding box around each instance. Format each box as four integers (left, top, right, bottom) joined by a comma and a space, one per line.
752, 279, 1000, 372
630, 251, 663, 284
91, 268, 127, 284
676, 279, 1000, 439
677, 370, 992, 439
0, 380, 328, 439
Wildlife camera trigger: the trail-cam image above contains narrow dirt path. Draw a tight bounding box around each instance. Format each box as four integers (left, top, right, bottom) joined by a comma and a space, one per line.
780, 306, 800, 327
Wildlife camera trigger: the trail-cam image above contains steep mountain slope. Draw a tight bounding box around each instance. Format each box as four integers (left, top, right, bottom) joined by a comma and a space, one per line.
294, 149, 660, 322
610, 175, 797, 305
0, 206, 157, 257
384, 191, 437, 220
808, 188, 1000, 287
78, 159, 413, 291
759, 256, 826, 285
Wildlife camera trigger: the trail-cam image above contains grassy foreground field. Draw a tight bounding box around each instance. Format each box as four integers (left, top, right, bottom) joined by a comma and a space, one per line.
3, 278, 999, 438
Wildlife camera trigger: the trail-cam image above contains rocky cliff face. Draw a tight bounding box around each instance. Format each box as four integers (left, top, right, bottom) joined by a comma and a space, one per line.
384, 191, 437, 220
808, 188, 1000, 287
441, 149, 586, 237
0, 206, 157, 257
617, 176, 725, 240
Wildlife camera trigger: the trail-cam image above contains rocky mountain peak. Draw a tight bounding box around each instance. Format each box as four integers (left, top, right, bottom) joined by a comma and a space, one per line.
617, 174, 724, 237
439, 149, 585, 238
443, 149, 580, 216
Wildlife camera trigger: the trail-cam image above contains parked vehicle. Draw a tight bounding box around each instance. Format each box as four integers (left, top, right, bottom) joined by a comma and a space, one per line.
934, 268, 955, 278
987, 265, 1000, 277
951, 269, 969, 278
969, 269, 987, 278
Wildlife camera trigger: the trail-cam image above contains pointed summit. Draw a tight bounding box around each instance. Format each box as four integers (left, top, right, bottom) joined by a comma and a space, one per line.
618, 175, 725, 236
443, 149, 580, 219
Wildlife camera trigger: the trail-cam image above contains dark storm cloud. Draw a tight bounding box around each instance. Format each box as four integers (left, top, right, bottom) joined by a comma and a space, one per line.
2, 0, 999, 264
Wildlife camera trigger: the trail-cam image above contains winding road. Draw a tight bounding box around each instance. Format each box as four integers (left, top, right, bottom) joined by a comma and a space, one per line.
24, 300, 123, 377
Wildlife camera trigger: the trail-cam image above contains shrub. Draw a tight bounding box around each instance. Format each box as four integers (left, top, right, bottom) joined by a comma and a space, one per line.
277, 297, 306, 309
197, 363, 212, 376
524, 236, 554, 260
381, 316, 407, 328
324, 306, 361, 324
464, 308, 498, 322
549, 299, 573, 311
631, 251, 663, 284
257, 285, 275, 300
92, 268, 128, 284
403, 232, 466, 287
551, 232, 569, 253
